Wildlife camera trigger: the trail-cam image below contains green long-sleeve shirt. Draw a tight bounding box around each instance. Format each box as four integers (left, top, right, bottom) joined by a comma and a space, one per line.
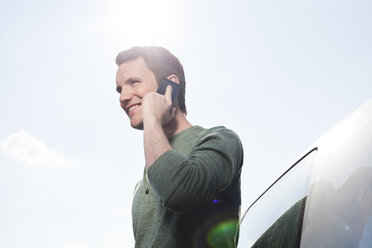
132, 126, 244, 248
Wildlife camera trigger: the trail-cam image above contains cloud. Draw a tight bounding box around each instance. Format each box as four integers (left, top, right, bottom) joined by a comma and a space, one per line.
0, 130, 74, 168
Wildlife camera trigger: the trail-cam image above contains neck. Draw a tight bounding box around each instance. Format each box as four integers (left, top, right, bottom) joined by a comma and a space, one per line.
163, 110, 192, 138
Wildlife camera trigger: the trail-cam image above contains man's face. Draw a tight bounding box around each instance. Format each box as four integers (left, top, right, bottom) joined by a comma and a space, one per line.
116, 57, 159, 130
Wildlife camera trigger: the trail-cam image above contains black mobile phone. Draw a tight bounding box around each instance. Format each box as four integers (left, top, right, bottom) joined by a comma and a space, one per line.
156, 78, 180, 104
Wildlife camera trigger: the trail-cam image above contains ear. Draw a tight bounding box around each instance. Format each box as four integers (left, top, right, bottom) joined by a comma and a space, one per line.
167, 74, 180, 84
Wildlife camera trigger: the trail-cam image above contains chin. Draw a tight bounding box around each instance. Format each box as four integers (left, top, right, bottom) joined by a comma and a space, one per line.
130, 121, 144, 130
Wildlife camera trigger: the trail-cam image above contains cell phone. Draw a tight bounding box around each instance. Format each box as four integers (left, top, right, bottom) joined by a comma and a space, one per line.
156, 78, 180, 104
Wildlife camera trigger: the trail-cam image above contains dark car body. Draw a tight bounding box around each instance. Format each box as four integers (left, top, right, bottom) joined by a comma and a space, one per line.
238, 99, 372, 248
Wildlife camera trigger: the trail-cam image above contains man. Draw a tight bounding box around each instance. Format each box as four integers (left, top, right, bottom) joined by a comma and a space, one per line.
115, 46, 244, 248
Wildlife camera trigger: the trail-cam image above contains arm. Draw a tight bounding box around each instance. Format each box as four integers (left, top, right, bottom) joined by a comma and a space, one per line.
147, 128, 244, 212
142, 85, 176, 168
143, 118, 173, 168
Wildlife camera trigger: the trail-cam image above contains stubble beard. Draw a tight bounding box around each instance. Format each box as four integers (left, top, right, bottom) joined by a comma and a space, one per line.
130, 116, 144, 130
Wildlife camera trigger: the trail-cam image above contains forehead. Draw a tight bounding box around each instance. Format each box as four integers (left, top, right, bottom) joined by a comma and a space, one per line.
116, 57, 152, 82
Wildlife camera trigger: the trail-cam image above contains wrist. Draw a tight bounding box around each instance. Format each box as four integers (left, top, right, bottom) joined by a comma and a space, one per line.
143, 116, 162, 128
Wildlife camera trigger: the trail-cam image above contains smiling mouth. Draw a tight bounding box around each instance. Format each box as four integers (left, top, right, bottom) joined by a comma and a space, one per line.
126, 103, 141, 116
129, 104, 139, 112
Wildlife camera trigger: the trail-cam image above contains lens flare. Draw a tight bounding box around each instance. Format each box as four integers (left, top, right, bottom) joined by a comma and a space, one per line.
206, 219, 238, 248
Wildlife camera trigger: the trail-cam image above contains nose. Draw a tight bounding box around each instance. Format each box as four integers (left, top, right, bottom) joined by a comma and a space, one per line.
119, 86, 132, 104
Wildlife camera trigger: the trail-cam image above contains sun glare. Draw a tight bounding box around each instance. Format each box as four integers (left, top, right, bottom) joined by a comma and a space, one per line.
107, 0, 181, 47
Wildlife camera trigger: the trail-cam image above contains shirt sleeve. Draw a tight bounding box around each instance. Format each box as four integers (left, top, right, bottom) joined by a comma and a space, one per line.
147, 128, 243, 212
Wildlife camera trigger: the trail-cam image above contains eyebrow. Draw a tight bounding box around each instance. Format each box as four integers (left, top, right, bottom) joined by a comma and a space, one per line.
116, 77, 141, 86
125, 77, 141, 84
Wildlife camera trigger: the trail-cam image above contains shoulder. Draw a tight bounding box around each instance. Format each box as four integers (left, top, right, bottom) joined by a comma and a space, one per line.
194, 126, 243, 158
198, 126, 242, 143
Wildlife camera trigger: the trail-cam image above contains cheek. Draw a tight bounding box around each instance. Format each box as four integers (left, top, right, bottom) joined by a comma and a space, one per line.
149, 82, 159, 93
138, 84, 158, 96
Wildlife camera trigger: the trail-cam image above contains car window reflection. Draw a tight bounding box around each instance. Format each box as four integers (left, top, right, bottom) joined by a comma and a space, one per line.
238, 150, 316, 248
251, 197, 306, 248
301, 167, 372, 248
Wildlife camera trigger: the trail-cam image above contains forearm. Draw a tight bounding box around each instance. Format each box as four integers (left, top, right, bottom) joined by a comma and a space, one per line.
143, 118, 173, 169
146, 127, 243, 212
147, 151, 231, 211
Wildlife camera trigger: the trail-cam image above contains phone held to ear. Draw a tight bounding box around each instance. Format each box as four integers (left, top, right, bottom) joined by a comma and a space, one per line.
156, 78, 180, 104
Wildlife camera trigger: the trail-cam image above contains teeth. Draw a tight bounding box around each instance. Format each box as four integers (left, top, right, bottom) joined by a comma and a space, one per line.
129, 104, 140, 112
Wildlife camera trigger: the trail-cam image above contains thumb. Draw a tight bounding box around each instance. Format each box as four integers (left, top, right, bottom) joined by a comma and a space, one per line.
165, 85, 173, 102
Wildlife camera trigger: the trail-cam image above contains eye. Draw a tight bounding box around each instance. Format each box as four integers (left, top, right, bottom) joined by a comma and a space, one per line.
131, 80, 139, 85
116, 86, 121, 94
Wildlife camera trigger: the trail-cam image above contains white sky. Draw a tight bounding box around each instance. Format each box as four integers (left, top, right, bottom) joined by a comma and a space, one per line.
1, 0, 371, 247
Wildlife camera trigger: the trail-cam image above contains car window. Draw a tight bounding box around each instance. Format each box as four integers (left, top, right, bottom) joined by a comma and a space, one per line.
238, 149, 317, 248
300, 167, 372, 248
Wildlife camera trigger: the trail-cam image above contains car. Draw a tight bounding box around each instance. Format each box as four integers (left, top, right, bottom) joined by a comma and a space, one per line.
238, 99, 372, 248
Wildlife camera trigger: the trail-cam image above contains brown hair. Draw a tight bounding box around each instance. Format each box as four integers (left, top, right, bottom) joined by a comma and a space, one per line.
115, 46, 187, 114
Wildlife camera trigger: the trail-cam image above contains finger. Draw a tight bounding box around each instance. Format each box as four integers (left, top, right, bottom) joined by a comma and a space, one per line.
165, 85, 173, 102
